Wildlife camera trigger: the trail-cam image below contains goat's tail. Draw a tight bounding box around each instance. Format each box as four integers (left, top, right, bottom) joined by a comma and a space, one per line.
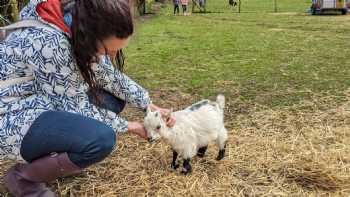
216, 94, 225, 111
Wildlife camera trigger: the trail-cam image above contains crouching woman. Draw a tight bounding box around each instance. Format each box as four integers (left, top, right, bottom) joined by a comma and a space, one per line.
0, 0, 174, 196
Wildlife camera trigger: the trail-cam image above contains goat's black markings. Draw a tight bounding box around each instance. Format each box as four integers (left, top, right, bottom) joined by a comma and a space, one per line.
171, 150, 179, 170
197, 146, 208, 157
189, 100, 209, 111
216, 144, 226, 161
181, 158, 192, 175
216, 149, 225, 160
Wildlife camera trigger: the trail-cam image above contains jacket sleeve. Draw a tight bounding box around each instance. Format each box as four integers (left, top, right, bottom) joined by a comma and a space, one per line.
92, 56, 151, 109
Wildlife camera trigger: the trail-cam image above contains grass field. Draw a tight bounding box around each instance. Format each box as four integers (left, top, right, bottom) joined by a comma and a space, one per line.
0, 0, 349, 196
128, 0, 350, 106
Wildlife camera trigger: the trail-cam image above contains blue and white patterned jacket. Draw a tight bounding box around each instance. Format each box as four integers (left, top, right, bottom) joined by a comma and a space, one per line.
0, 0, 151, 161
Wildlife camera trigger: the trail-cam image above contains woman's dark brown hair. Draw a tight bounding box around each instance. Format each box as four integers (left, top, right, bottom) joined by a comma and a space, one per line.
69, 0, 133, 95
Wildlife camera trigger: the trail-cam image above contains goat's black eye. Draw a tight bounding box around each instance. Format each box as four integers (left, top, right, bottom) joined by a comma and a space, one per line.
156, 125, 161, 130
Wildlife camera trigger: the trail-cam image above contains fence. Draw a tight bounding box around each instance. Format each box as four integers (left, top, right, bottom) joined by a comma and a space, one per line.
1, 0, 314, 26
201, 0, 311, 13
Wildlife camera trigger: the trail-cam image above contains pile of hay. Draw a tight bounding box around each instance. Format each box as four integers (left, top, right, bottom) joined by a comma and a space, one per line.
0, 89, 349, 196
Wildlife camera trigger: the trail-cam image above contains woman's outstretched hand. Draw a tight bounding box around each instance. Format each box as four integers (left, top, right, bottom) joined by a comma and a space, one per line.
127, 121, 148, 140
148, 103, 176, 127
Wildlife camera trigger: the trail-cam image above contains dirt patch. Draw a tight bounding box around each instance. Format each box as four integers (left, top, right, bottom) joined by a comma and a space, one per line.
279, 160, 345, 191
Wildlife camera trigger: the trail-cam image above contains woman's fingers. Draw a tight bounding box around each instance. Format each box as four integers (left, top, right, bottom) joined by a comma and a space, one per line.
166, 116, 176, 127
135, 125, 148, 140
128, 122, 148, 140
139, 126, 148, 139
134, 129, 147, 140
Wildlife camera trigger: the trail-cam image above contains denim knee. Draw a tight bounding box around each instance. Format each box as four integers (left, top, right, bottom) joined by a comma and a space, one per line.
20, 110, 118, 168
76, 126, 116, 168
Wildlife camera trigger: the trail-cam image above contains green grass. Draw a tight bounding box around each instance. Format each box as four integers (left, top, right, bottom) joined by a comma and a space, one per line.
125, 0, 350, 107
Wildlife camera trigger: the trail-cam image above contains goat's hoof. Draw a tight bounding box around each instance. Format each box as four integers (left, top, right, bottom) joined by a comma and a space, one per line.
216, 155, 224, 161
197, 146, 208, 158
216, 149, 225, 160
171, 163, 180, 170
197, 153, 205, 158
181, 169, 192, 175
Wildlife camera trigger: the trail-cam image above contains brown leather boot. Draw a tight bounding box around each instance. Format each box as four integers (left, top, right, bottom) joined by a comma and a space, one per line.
4, 152, 82, 197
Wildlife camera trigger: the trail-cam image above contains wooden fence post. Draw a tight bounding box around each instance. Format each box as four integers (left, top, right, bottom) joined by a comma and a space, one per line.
238, 0, 241, 13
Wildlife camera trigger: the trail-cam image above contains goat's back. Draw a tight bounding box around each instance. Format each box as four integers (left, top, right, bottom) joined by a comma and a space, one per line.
173, 100, 224, 146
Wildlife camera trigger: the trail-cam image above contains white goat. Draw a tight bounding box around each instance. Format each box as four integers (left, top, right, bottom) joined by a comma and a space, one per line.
144, 95, 228, 174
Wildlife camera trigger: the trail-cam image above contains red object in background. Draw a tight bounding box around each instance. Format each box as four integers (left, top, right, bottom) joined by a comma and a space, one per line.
312, 3, 319, 9
315, 2, 320, 9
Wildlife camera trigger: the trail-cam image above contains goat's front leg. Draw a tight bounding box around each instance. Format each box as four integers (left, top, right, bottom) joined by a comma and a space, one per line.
171, 150, 180, 170
181, 158, 192, 175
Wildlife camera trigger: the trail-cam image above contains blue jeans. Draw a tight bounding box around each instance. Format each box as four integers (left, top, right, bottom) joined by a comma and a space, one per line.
20, 89, 126, 168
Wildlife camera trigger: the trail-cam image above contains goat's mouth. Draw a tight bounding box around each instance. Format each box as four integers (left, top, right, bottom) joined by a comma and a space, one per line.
148, 138, 156, 144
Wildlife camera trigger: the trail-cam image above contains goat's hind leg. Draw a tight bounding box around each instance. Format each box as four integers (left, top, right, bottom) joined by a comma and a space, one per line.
171, 150, 180, 170
216, 144, 226, 161
197, 146, 208, 158
216, 127, 228, 161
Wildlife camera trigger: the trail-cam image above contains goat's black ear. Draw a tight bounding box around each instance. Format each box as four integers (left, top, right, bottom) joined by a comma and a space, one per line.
155, 111, 159, 117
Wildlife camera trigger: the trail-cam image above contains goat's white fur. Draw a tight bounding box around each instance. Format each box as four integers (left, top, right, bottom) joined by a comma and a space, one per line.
144, 95, 228, 160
